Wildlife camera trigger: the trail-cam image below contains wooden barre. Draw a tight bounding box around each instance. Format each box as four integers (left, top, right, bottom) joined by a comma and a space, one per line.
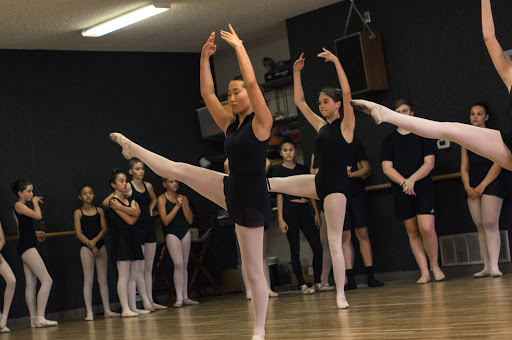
365, 172, 461, 192
5, 230, 76, 241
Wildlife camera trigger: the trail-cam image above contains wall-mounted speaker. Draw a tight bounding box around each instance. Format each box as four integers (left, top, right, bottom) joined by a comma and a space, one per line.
334, 32, 389, 95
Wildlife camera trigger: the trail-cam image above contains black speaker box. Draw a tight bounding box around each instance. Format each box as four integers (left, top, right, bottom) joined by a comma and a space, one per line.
334, 32, 389, 95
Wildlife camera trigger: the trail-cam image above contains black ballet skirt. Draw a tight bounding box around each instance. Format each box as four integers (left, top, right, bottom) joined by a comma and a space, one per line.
224, 112, 272, 228
314, 117, 350, 200
500, 90, 512, 152
110, 198, 144, 262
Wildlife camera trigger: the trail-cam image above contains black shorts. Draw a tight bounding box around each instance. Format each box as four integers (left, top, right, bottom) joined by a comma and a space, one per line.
393, 184, 435, 221
344, 192, 369, 230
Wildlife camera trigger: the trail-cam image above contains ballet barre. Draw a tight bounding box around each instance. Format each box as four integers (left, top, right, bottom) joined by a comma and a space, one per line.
5, 230, 76, 241
365, 172, 461, 192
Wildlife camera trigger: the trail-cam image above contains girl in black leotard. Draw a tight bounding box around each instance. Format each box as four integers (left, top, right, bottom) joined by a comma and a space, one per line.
349, 1, 512, 173
275, 141, 322, 295
107, 169, 142, 318
110, 25, 273, 340
12, 179, 57, 328
157, 178, 197, 308
103, 159, 164, 312
460, 103, 505, 278
74, 185, 119, 321
268, 49, 355, 309
0, 221, 16, 332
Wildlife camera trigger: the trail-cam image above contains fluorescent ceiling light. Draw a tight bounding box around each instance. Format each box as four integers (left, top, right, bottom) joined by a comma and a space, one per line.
82, 2, 170, 37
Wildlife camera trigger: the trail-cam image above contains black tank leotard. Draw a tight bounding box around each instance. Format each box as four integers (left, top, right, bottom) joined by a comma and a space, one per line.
467, 150, 505, 198
223, 112, 272, 227
110, 197, 144, 262
130, 181, 156, 244
79, 207, 105, 249
314, 117, 350, 200
161, 194, 190, 240
15, 203, 38, 256
500, 90, 512, 151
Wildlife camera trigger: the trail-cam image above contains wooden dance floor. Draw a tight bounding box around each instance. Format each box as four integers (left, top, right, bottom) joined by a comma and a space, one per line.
7, 275, 512, 339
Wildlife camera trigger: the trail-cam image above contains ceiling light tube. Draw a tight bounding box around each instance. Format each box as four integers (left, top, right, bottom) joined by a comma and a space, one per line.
82, 2, 170, 37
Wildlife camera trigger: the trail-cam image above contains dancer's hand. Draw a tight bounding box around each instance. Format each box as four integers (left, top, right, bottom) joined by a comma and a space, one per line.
465, 186, 479, 199
220, 24, 243, 49
92, 247, 101, 258
347, 166, 353, 178
401, 178, 416, 196
317, 48, 338, 63
293, 53, 305, 72
314, 213, 322, 228
36, 231, 46, 242
182, 196, 190, 208
109, 198, 122, 210
278, 219, 288, 234
474, 184, 486, 197
88, 239, 97, 249
177, 195, 184, 206
201, 32, 217, 59
33, 196, 44, 204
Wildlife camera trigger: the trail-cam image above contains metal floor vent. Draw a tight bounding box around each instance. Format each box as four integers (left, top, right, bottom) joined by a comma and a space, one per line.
440, 231, 510, 266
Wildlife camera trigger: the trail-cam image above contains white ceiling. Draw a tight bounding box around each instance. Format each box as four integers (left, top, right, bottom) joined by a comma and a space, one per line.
0, 0, 341, 52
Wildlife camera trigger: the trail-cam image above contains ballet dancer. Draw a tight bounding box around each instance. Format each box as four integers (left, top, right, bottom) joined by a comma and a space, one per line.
74, 185, 120, 320
460, 102, 504, 277
12, 179, 57, 328
107, 169, 144, 318
157, 178, 198, 307
267, 48, 356, 309
110, 25, 273, 340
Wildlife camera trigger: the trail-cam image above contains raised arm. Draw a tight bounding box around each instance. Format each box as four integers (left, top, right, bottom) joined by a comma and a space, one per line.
318, 48, 355, 139
200, 32, 236, 133
293, 53, 326, 132
220, 24, 273, 140
482, 0, 512, 90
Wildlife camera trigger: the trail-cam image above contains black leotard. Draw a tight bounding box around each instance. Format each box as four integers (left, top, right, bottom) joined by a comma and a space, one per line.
314, 117, 350, 200
15, 203, 38, 256
223, 112, 272, 227
467, 150, 505, 198
79, 207, 105, 249
500, 90, 512, 152
161, 195, 190, 240
130, 181, 156, 244
110, 197, 144, 262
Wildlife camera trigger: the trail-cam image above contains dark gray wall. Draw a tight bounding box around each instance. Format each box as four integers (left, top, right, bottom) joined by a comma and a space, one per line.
286, 0, 512, 273
0, 49, 224, 318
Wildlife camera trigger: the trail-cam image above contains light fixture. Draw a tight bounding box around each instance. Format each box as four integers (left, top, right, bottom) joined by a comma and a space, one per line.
82, 2, 170, 37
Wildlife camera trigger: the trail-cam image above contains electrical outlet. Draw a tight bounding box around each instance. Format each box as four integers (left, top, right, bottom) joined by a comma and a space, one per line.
437, 140, 451, 150
308, 267, 314, 275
